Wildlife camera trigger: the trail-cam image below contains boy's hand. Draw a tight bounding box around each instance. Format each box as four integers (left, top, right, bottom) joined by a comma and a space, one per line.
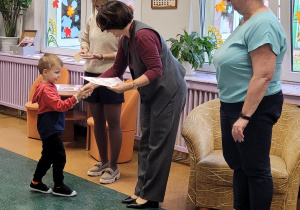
74, 89, 92, 101
81, 82, 98, 92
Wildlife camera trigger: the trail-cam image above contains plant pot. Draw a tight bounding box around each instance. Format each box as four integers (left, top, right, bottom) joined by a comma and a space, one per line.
182, 61, 196, 76
0, 36, 19, 51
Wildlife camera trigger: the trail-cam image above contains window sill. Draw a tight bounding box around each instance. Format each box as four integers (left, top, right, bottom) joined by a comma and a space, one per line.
186, 71, 300, 106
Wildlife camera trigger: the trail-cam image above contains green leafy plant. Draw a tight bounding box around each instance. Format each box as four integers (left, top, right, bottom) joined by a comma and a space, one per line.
0, 0, 32, 37
167, 29, 217, 70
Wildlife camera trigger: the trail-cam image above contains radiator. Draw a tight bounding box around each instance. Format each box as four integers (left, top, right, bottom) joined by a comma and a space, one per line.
0, 53, 219, 153
0, 60, 39, 111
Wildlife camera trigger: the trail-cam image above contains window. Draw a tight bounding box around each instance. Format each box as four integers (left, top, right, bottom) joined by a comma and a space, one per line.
280, 0, 300, 81
204, 0, 269, 41
39, 0, 139, 56
46, 0, 82, 48
201, 0, 300, 82
41, 0, 88, 55
292, 0, 300, 72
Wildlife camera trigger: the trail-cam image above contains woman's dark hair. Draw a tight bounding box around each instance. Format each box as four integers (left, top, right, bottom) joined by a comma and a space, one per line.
96, 1, 133, 31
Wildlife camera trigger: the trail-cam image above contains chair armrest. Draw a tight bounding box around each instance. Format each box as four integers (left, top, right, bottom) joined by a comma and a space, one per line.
182, 99, 220, 164
182, 108, 215, 165
282, 121, 300, 175
274, 103, 300, 178
25, 101, 38, 111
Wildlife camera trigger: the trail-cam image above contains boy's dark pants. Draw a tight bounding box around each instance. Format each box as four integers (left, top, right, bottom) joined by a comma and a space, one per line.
33, 132, 66, 187
220, 91, 283, 210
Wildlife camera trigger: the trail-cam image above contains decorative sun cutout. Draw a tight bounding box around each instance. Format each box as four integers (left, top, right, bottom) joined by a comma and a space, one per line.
67, 6, 75, 17
295, 11, 300, 24
215, 1, 227, 13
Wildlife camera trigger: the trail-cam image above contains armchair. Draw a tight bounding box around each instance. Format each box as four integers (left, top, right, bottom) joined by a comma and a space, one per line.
182, 98, 300, 210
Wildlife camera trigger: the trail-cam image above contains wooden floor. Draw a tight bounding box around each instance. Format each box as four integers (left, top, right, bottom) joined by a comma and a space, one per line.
0, 106, 299, 210
0, 107, 197, 210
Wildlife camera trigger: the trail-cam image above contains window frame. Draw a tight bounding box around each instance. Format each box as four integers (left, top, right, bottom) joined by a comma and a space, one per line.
39, 0, 89, 56
55, 0, 82, 47
280, 0, 300, 82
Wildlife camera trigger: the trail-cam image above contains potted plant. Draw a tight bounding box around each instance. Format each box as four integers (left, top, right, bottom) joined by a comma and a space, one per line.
0, 0, 32, 51
167, 29, 217, 75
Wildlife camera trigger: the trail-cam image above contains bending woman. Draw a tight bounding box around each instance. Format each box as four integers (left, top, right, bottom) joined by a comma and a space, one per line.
82, 1, 187, 209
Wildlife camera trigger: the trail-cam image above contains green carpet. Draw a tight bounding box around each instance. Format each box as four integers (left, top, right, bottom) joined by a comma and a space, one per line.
0, 148, 164, 210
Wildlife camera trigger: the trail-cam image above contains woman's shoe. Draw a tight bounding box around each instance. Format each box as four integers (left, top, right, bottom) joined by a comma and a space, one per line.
122, 196, 137, 204
126, 200, 159, 209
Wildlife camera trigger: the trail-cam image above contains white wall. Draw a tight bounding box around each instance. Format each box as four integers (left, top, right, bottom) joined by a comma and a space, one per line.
140, 0, 200, 43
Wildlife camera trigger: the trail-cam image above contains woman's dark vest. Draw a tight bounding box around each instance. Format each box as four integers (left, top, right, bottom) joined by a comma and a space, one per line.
122, 21, 186, 117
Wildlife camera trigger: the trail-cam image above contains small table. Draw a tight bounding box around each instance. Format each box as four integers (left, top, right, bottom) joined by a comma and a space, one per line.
56, 84, 87, 142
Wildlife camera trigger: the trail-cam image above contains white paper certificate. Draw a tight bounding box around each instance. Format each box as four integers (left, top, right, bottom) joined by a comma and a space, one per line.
82, 76, 123, 87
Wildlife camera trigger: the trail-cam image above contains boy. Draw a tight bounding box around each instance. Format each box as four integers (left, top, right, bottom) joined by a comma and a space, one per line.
29, 53, 90, 197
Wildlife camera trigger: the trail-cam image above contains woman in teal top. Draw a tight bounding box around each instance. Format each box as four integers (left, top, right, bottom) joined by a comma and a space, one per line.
213, 0, 286, 209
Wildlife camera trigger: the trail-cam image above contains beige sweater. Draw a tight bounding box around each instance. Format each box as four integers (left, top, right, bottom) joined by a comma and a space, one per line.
81, 14, 120, 74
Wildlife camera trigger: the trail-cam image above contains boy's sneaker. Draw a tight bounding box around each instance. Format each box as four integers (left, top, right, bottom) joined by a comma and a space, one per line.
100, 168, 120, 184
30, 182, 52, 194
52, 184, 77, 197
87, 161, 109, 176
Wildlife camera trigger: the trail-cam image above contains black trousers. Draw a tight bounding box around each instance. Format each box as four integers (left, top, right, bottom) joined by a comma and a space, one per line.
220, 91, 283, 210
33, 132, 66, 187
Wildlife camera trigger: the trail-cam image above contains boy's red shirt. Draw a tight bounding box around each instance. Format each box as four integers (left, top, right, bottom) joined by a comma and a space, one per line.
32, 82, 77, 114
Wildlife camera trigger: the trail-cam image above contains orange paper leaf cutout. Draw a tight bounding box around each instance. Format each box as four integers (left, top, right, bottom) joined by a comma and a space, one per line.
67, 6, 75, 17
295, 11, 300, 24
215, 1, 228, 13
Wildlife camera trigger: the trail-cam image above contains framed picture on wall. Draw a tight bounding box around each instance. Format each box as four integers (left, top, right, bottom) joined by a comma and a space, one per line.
151, 0, 177, 9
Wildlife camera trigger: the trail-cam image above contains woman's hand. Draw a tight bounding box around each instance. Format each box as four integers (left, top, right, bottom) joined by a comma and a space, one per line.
81, 82, 98, 93
78, 48, 88, 55
81, 54, 103, 60
108, 82, 133, 94
232, 118, 249, 142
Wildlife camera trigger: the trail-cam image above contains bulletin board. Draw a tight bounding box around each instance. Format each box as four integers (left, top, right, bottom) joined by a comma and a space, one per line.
151, 0, 177, 9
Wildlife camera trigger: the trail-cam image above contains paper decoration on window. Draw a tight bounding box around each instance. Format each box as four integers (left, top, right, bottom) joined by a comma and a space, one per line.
53, 0, 59, 8
118, 0, 136, 11
215, 1, 227, 13
208, 26, 223, 48
64, 27, 72, 37
47, 18, 58, 46
67, 5, 75, 17
295, 11, 300, 24
61, 0, 80, 39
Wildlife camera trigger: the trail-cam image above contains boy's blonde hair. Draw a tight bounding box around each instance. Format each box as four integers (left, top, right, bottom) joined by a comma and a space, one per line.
38, 53, 63, 74
92, 0, 115, 14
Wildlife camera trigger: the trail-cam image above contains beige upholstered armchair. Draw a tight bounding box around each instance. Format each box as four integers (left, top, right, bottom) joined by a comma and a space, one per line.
182, 98, 300, 210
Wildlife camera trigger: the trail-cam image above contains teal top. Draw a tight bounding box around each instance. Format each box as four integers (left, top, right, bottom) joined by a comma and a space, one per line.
213, 11, 287, 103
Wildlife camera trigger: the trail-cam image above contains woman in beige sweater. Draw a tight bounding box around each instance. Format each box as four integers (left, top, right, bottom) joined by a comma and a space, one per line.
78, 0, 122, 184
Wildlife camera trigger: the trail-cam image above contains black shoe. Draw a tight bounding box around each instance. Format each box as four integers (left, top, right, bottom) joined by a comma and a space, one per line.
126, 200, 159, 209
52, 184, 77, 197
122, 196, 137, 204
30, 182, 52, 194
